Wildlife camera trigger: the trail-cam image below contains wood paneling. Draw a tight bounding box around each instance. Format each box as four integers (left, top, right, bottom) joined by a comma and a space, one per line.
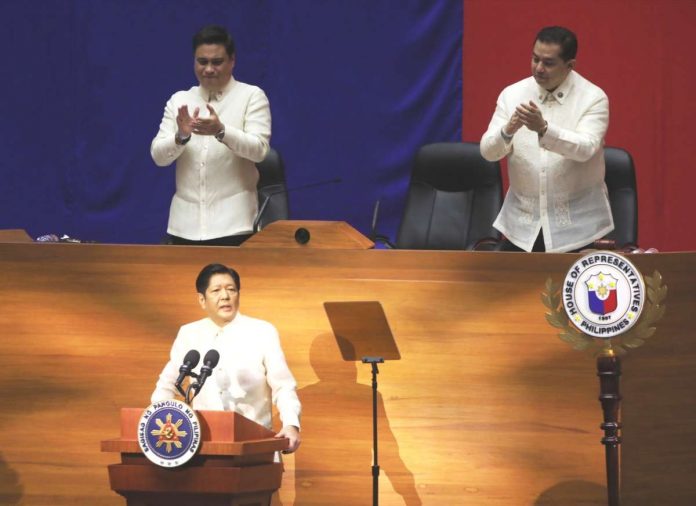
0, 243, 694, 505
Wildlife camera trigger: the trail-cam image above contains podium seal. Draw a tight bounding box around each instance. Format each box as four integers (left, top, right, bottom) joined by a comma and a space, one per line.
138, 401, 201, 468
543, 251, 666, 355
563, 251, 645, 338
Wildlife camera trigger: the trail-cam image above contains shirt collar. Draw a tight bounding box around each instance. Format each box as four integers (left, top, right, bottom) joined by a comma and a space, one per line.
202, 312, 243, 334
535, 70, 574, 105
198, 76, 236, 103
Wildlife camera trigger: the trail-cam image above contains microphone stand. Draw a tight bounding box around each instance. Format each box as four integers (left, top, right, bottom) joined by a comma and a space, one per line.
362, 356, 384, 506
253, 195, 273, 233
370, 199, 396, 248
370, 200, 380, 240
181, 372, 200, 405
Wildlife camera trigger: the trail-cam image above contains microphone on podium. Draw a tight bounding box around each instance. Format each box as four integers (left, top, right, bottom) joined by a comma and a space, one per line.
369, 199, 393, 247
175, 349, 200, 397
192, 349, 220, 396
370, 200, 381, 241
253, 177, 342, 233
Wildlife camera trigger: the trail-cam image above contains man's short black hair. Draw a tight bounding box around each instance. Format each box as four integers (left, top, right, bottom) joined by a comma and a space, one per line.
193, 25, 235, 57
196, 263, 241, 295
535, 26, 577, 61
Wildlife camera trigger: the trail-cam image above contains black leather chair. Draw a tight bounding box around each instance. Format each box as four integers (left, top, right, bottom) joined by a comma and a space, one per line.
254, 147, 289, 231
602, 146, 638, 248
392, 142, 503, 250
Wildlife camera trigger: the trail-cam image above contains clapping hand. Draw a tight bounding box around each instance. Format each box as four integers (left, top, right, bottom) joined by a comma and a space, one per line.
515, 100, 547, 134
191, 104, 224, 136
176, 105, 199, 138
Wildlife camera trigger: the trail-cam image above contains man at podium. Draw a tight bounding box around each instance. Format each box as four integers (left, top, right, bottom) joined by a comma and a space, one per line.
150, 263, 301, 453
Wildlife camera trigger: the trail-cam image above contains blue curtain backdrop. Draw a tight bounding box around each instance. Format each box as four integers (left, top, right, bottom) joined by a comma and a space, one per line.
0, 0, 462, 244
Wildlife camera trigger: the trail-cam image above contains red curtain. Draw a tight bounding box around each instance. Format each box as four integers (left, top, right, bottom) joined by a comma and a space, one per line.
462, 0, 696, 252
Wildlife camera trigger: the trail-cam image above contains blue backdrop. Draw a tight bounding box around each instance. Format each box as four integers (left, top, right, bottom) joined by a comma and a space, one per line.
0, 0, 462, 244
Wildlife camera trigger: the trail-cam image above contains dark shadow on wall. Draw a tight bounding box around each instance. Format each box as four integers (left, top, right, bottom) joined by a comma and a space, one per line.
0, 452, 23, 505
285, 333, 421, 506
534, 480, 606, 505
3, 377, 87, 415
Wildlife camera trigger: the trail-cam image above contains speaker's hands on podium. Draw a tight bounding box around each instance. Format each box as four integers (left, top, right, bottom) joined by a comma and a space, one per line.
276, 425, 301, 454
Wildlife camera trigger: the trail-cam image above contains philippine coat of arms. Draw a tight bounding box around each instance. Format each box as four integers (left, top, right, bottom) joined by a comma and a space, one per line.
138, 401, 201, 467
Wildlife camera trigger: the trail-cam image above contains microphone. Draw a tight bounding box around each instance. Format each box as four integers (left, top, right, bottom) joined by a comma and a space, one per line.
175, 349, 200, 397
193, 349, 220, 394
369, 199, 395, 248
253, 177, 342, 232
370, 200, 381, 241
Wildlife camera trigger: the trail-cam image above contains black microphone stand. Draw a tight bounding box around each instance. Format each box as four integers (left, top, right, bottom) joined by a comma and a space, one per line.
253, 195, 273, 233
182, 372, 200, 405
362, 356, 384, 506
184, 373, 198, 406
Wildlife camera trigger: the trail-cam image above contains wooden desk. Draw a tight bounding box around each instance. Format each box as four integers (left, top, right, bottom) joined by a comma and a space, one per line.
0, 243, 693, 505
242, 220, 375, 249
0, 228, 33, 243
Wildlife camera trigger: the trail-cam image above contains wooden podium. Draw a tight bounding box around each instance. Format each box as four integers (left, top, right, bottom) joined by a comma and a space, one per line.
101, 408, 289, 506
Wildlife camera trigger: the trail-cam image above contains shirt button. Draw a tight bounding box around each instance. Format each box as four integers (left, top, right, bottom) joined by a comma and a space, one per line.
557, 92, 564, 98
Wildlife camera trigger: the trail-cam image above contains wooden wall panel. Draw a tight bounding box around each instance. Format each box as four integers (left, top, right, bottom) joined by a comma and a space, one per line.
0, 244, 693, 505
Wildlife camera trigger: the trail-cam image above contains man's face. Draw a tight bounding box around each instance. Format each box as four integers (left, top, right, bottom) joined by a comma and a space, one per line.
198, 273, 239, 326
531, 41, 574, 91
194, 44, 235, 92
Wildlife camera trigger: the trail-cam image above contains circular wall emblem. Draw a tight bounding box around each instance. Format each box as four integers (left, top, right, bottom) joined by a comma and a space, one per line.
563, 251, 645, 339
138, 401, 201, 467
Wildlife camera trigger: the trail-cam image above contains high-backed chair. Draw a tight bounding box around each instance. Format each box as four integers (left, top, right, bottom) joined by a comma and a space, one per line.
394, 142, 503, 250
602, 146, 638, 248
255, 147, 289, 231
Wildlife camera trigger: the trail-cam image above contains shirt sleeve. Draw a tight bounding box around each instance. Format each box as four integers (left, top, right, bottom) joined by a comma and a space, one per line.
539, 92, 609, 162
480, 92, 515, 162
150, 95, 187, 167
219, 87, 271, 163
263, 325, 302, 429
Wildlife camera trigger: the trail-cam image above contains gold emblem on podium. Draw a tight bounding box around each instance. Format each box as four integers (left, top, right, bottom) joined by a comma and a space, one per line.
151, 412, 188, 453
